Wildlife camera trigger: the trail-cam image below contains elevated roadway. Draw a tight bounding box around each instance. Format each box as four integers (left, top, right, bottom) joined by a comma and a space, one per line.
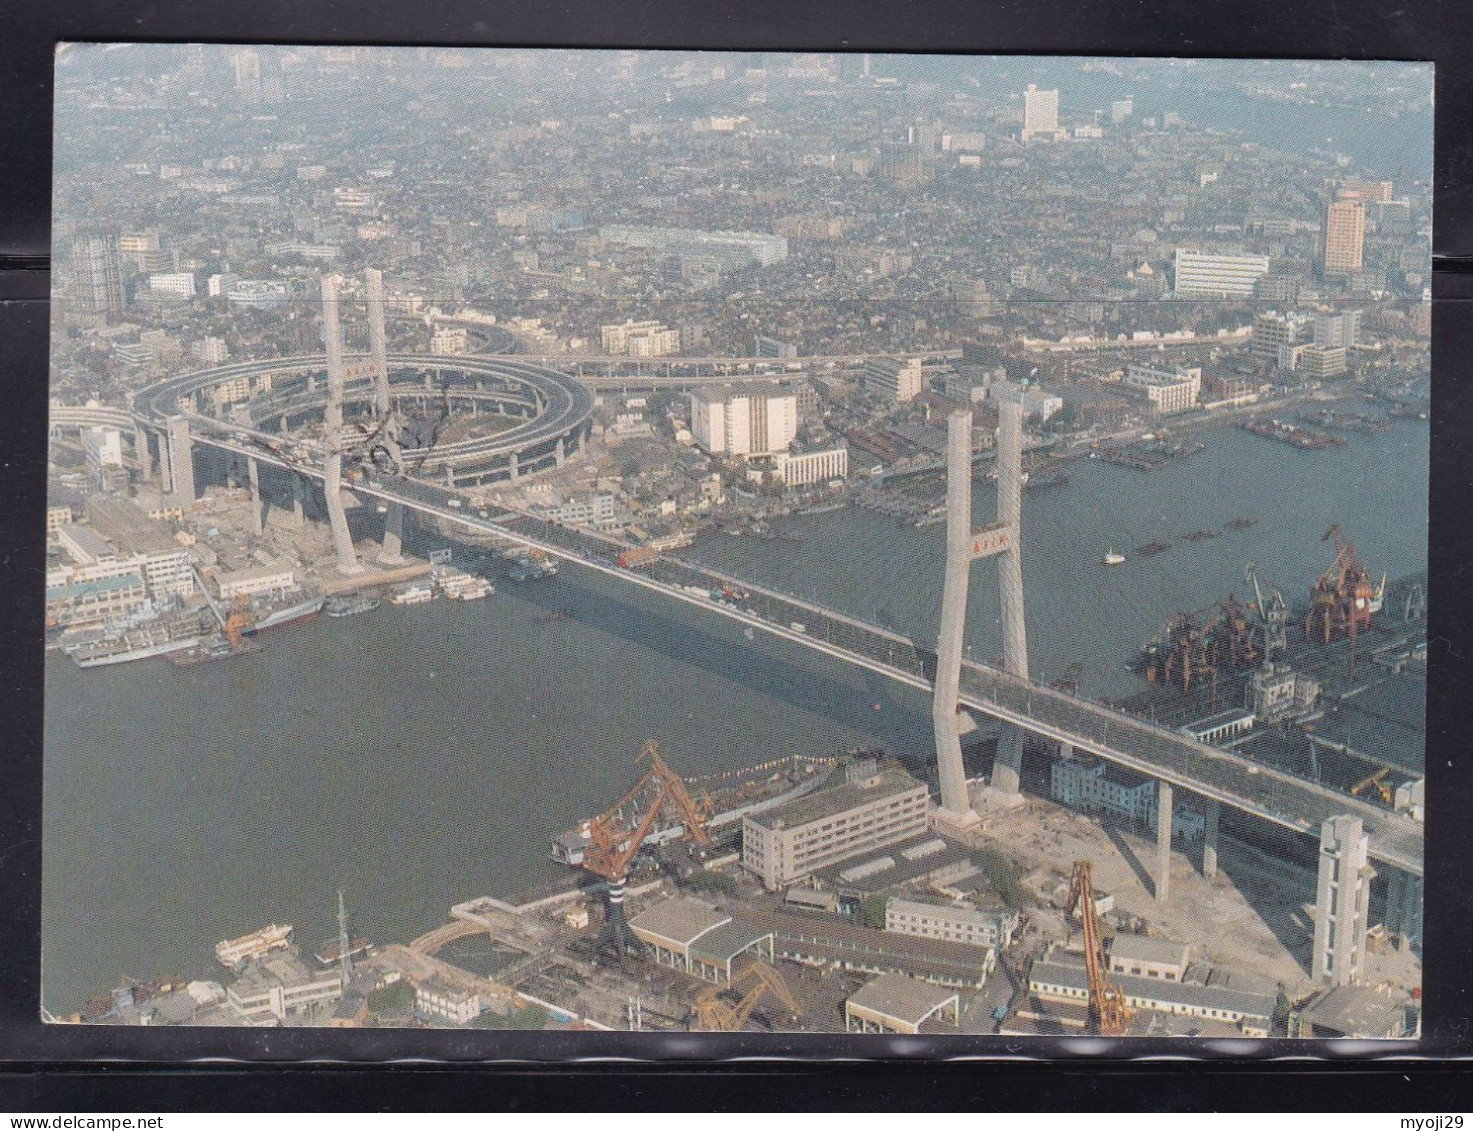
171, 428, 1424, 879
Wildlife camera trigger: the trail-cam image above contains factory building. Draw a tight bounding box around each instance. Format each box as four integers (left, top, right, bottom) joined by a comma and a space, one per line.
626, 897, 775, 984
1289, 984, 1412, 1039
845, 972, 960, 1034
85, 496, 195, 599
741, 759, 929, 889
217, 562, 298, 601
748, 445, 849, 488
1028, 944, 1274, 1036
884, 897, 1018, 951
1298, 344, 1349, 380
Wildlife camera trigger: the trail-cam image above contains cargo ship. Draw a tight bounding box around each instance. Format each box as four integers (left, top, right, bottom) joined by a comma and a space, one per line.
168, 634, 263, 666
1023, 471, 1070, 491
325, 595, 382, 618
1238, 418, 1346, 449
69, 611, 214, 668
215, 923, 293, 968
240, 594, 325, 635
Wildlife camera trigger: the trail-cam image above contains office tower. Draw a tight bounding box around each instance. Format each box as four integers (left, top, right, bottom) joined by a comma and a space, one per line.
1324, 198, 1366, 274
1022, 83, 1060, 141
232, 48, 262, 103
69, 235, 123, 317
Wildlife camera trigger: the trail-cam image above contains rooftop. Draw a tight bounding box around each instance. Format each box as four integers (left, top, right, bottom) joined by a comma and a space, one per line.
847, 971, 959, 1026
628, 896, 731, 949
1109, 933, 1192, 969
688, 920, 771, 966
86, 495, 180, 557
1295, 985, 1410, 1038
744, 762, 925, 833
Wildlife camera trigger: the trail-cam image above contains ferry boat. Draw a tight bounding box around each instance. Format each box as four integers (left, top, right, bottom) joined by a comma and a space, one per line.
325, 595, 382, 618
507, 555, 558, 581
1103, 549, 1126, 566
241, 594, 326, 635
389, 582, 435, 606
215, 923, 293, 968
435, 568, 494, 600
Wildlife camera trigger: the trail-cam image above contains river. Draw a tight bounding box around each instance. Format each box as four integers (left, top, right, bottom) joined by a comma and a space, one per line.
41, 417, 1427, 1013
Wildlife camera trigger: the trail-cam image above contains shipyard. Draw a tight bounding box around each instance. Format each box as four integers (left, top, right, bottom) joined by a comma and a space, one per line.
43, 47, 1428, 1044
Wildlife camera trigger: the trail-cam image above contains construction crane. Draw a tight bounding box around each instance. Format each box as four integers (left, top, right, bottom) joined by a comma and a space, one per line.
690, 960, 803, 1032
1350, 766, 1394, 805
1143, 607, 1217, 693
1068, 860, 1129, 1037
1306, 524, 1383, 674
1244, 560, 1290, 662
223, 594, 255, 649
574, 740, 714, 961
1206, 593, 1261, 673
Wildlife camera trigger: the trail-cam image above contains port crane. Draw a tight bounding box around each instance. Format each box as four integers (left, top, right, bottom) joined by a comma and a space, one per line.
1244, 560, 1290, 662
1306, 525, 1384, 675
690, 960, 803, 1032
574, 740, 714, 961
1068, 860, 1129, 1037
223, 595, 255, 649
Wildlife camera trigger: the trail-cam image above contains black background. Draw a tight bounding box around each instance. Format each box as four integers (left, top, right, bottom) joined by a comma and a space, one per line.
2, 0, 1471, 1112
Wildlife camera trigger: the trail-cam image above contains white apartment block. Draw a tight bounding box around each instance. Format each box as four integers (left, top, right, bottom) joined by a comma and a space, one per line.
863, 357, 925, 402
885, 898, 1018, 951
772, 446, 848, 486
1123, 363, 1202, 414
689, 382, 798, 457
742, 760, 929, 889
148, 272, 197, 298
601, 319, 681, 357
1173, 248, 1270, 298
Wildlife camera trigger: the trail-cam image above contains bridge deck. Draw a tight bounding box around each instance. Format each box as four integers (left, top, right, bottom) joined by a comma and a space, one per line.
173, 432, 1425, 878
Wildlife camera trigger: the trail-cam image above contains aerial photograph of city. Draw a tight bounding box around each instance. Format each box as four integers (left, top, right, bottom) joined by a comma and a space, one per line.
42, 44, 1429, 1040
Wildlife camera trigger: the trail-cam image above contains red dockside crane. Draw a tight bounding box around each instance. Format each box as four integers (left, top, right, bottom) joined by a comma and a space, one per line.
575, 740, 714, 960
1069, 860, 1130, 1037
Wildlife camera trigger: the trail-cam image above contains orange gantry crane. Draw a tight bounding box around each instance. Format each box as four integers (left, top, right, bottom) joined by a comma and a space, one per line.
576, 740, 714, 960
223, 595, 255, 649
1306, 524, 1385, 677
1068, 860, 1129, 1037
690, 960, 803, 1032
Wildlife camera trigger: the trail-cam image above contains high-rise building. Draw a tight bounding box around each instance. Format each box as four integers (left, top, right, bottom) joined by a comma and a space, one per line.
1172, 248, 1270, 298
1251, 311, 1312, 361
232, 48, 262, 102
863, 356, 925, 402
1324, 198, 1366, 274
1340, 179, 1394, 203
69, 235, 123, 317
1022, 83, 1061, 142
1314, 310, 1362, 349
1312, 815, 1373, 987
689, 381, 798, 457
1110, 97, 1134, 124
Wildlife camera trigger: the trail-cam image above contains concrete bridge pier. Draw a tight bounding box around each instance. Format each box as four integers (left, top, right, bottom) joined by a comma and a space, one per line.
380, 501, 405, 563
507, 451, 519, 483
1155, 779, 1174, 904
323, 454, 362, 574
991, 398, 1029, 799
555, 437, 567, 468
165, 415, 196, 501
1202, 797, 1221, 879
247, 456, 264, 536
1384, 868, 1423, 951
133, 430, 152, 479
290, 473, 306, 528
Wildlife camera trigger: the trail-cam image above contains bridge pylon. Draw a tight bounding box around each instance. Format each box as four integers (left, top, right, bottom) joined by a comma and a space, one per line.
320, 272, 363, 575
934, 400, 1030, 822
